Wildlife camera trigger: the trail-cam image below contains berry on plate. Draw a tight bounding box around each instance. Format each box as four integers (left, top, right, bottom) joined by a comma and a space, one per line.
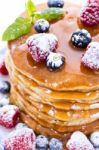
90, 131, 99, 148
15, 123, 28, 130
47, 0, 64, 8
0, 105, 20, 128
0, 60, 8, 75
81, 42, 99, 70
66, 131, 95, 150
80, 0, 99, 26
0, 81, 11, 94
26, 33, 58, 62
0, 94, 9, 107
36, 135, 49, 149
47, 52, 65, 71
71, 29, 92, 48
4, 128, 36, 150
34, 19, 50, 33
49, 138, 63, 150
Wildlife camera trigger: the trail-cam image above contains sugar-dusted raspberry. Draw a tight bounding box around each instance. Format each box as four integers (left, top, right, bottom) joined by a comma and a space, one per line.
81, 42, 99, 70
0, 105, 20, 128
4, 128, 36, 150
80, 0, 99, 26
66, 131, 95, 150
26, 33, 58, 62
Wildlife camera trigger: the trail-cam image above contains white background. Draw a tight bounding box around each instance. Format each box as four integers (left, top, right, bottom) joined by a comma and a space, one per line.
0, 0, 86, 48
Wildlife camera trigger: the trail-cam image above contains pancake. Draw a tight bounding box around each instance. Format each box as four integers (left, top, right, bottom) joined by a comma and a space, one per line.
8, 3, 99, 92
6, 50, 99, 104
11, 87, 99, 135
6, 1, 99, 139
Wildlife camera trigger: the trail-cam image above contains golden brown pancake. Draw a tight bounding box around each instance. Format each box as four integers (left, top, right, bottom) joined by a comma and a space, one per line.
8, 3, 99, 92
6, 2, 99, 139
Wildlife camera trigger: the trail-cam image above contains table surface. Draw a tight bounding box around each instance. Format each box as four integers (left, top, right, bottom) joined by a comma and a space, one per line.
0, 0, 86, 48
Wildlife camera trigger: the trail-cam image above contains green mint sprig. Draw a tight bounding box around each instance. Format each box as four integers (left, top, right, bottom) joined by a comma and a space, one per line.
2, 17, 32, 41
26, 0, 36, 17
33, 8, 65, 22
2, 0, 65, 41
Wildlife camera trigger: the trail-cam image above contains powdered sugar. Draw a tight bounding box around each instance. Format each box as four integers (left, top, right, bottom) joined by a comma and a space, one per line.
82, 42, 99, 70
0, 95, 9, 107
4, 128, 36, 150
47, 52, 65, 71
0, 105, 20, 128
26, 33, 58, 62
34, 19, 50, 33
66, 131, 95, 150
80, 0, 99, 26
90, 131, 99, 148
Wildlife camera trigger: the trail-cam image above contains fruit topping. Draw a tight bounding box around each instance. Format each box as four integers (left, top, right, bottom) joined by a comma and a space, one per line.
0, 60, 8, 75
4, 128, 36, 150
0, 81, 11, 94
49, 138, 63, 150
0, 94, 9, 107
47, 52, 65, 71
47, 0, 64, 8
0, 105, 20, 128
66, 131, 95, 150
81, 42, 99, 70
15, 123, 28, 130
80, 0, 99, 26
26, 33, 58, 62
90, 131, 99, 148
36, 135, 49, 149
34, 19, 50, 33
71, 29, 92, 48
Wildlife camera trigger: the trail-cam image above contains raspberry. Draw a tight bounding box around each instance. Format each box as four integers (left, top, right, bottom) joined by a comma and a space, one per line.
0, 60, 8, 75
4, 128, 36, 150
66, 131, 95, 150
26, 33, 58, 62
80, 0, 99, 26
81, 42, 99, 70
0, 105, 20, 128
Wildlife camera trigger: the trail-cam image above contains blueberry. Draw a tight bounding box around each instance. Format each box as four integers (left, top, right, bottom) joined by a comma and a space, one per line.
36, 135, 49, 149
49, 138, 63, 150
47, 52, 65, 71
0, 81, 11, 94
34, 19, 50, 33
47, 0, 64, 8
71, 29, 92, 48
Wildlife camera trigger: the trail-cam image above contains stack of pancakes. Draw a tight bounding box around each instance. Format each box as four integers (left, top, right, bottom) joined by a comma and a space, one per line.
6, 2, 99, 138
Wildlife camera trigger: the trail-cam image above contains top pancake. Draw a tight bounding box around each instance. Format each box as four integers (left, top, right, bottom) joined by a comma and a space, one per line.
8, 2, 99, 91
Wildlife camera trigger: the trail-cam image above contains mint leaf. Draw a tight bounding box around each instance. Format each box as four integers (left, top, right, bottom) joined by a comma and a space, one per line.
26, 0, 36, 17
2, 17, 32, 41
33, 8, 65, 22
